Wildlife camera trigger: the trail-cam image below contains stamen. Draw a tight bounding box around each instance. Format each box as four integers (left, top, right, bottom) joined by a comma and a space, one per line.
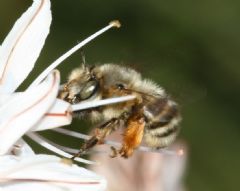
52, 127, 90, 140
32, 134, 79, 154
72, 95, 135, 111
109, 20, 121, 28
27, 132, 98, 164
52, 128, 181, 156
39, 136, 107, 155
29, 20, 121, 88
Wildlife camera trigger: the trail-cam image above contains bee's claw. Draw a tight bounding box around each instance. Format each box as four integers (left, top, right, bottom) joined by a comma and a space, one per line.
109, 146, 118, 158
71, 148, 85, 160
119, 146, 133, 158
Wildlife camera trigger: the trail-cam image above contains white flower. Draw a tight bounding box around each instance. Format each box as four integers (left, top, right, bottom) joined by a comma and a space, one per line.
0, 0, 71, 155
0, 0, 133, 190
0, 0, 132, 156
0, 153, 107, 191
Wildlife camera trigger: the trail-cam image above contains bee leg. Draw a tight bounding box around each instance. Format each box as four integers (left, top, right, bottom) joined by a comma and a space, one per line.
110, 146, 118, 158
71, 117, 121, 159
57, 83, 69, 100
119, 115, 145, 158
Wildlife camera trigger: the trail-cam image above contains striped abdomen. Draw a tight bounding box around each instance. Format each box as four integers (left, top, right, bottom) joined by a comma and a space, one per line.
143, 98, 181, 148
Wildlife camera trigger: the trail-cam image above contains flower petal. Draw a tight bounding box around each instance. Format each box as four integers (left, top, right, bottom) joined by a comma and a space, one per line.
0, 0, 52, 93
0, 70, 60, 155
0, 154, 107, 191
0, 93, 14, 106
32, 99, 72, 131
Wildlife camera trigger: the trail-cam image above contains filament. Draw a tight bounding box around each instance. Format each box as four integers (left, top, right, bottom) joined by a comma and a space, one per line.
72, 95, 135, 111
29, 20, 121, 88
32, 134, 79, 154
38, 135, 107, 155
52, 128, 181, 156
27, 132, 98, 164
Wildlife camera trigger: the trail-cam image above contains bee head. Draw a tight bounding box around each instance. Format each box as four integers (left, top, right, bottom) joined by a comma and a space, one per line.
58, 65, 100, 104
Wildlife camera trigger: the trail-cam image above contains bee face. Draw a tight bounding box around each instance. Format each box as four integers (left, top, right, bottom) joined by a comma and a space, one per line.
59, 66, 100, 104
59, 63, 181, 158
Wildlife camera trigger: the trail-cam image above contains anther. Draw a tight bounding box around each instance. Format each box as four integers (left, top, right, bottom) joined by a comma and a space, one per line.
109, 20, 121, 28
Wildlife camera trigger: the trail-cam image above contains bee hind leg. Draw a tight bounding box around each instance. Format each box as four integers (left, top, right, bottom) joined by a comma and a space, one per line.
119, 115, 145, 158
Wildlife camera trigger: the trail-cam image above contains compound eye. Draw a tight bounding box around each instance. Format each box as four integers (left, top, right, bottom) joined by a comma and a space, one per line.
116, 83, 125, 90
79, 80, 99, 100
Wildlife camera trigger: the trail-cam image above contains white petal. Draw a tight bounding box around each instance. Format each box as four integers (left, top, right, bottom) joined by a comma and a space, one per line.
0, 154, 107, 191
0, 0, 52, 93
0, 71, 60, 155
0, 93, 14, 106
32, 99, 72, 131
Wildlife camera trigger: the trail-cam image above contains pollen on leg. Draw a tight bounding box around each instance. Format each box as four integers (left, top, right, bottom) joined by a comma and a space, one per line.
120, 115, 145, 158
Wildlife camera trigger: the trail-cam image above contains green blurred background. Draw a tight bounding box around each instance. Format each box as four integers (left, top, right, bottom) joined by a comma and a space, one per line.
1, 0, 240, 190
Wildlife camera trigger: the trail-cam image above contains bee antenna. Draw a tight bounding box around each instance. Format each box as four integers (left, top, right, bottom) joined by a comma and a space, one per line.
80, 49, 86, 70
29, 20, 121, 88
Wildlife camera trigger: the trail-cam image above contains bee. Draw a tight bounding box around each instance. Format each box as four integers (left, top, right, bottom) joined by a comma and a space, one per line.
59, 63, 181, 158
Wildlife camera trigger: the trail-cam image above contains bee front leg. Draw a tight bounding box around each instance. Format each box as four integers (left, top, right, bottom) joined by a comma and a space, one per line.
119, 115, 145, 158
72, 118, 121, 159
